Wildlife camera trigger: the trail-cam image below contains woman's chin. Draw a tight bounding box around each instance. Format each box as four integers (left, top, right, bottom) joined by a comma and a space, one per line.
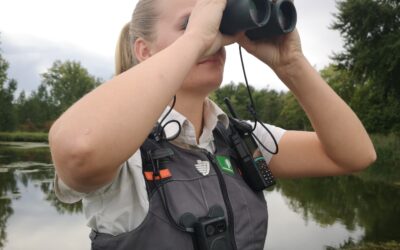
181, 62, 225, 95
182, 74, 223, 95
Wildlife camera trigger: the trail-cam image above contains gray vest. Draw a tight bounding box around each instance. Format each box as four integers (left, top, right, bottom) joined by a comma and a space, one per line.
90, 123, 269, 250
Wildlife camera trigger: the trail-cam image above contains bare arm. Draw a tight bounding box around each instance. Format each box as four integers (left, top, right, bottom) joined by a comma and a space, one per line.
49, 35, 202, 193
238, 30, 376, 178
270, 58, 376, 178
49, 0, 232, 193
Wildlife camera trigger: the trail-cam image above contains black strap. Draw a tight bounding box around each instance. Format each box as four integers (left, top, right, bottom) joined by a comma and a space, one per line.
140, 139, 173, 196
214, 121, 234, 148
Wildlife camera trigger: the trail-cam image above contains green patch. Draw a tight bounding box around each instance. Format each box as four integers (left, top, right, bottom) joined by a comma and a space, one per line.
216, 155, 234, 175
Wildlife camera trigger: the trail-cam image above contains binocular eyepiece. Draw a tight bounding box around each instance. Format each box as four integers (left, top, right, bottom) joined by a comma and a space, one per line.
220, 0, 297, 40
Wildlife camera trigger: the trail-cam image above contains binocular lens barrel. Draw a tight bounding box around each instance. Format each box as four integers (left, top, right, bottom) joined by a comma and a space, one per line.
248, 0, 270, 26
220, 0, 271, 35
277, 1, 296, 32
220, 0, 297, 40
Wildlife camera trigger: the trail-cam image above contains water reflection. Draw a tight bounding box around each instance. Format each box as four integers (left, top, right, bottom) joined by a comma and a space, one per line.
0, 142, 399, 249
0, 142, 82, 249
0, 168, 16, 249
277, 176, 400, 247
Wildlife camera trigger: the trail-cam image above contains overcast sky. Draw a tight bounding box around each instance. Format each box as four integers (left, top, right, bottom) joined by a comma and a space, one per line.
0, 0, 344, 94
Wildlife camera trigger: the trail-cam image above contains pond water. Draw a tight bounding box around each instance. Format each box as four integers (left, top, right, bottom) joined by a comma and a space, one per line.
0, 142, 399, 250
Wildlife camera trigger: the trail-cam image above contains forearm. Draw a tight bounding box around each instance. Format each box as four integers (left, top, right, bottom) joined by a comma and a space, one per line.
49, 34, 203, 192
276, 57, 376, 170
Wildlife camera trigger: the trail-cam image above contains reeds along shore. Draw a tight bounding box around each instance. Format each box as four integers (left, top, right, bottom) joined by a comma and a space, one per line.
0, 131, 399, 184
0, 132, 48, 143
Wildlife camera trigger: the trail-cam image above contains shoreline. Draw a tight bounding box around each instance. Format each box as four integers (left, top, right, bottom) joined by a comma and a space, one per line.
0, 132, 48, 143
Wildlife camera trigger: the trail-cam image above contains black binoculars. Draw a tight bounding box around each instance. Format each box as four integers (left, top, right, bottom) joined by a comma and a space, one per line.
220, 0, 297, 40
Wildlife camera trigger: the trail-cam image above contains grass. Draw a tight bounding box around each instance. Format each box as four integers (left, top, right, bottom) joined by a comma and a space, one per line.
0, 131, 48, 142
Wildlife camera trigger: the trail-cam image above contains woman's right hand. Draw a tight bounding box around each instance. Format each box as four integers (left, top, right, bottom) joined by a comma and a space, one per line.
184, 0, 237, 59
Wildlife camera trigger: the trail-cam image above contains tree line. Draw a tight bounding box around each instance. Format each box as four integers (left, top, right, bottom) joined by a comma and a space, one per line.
0, 58, 101, 131
0, 0, 399, 134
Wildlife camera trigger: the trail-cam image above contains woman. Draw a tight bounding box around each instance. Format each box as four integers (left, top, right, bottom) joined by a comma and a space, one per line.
49, 0, 376, 249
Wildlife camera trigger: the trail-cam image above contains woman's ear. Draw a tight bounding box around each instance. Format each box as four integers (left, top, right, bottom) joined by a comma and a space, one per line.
134, 38, 153, 62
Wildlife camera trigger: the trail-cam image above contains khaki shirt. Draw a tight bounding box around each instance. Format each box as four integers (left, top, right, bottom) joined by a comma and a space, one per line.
54, 99, 286, 235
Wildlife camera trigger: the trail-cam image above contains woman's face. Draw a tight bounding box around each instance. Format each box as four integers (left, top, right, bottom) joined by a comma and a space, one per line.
150, 0, 226, 95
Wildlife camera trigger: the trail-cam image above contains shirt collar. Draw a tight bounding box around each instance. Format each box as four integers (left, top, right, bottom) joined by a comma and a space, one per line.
158, 98, 229, 145
203, 98, 229, 130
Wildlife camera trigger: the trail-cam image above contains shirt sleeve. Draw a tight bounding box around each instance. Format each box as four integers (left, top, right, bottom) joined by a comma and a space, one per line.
53, 150, 150, 235
54, 174, 86, 204
53, 150, 141, 204
247, 121, 286, 164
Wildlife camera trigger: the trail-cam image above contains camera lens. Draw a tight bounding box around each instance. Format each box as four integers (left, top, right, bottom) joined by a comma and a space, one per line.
206, 225, 216, 236
216, 222, 226, 233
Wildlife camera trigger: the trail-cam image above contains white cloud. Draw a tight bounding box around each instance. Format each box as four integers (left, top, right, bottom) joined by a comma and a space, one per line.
0, 0, 135, 56
2, 34, 113, 94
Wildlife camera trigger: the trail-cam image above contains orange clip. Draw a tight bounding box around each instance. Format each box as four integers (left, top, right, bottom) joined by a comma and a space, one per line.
144, 169, 172, 181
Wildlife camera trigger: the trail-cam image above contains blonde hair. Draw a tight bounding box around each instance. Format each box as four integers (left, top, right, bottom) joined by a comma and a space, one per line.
115, 0, 159, 75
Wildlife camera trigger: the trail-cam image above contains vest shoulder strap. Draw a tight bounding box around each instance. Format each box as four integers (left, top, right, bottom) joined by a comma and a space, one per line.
140, 139, 174, 196
214, 121, 232, 146
214, 119, 250, 147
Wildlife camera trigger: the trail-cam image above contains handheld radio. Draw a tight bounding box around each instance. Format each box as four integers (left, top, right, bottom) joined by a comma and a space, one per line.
224, 98, 276, 192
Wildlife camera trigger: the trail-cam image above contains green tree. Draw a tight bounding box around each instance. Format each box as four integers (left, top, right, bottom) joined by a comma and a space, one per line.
212, 82, 284, 124
41, 60, 101, 115
350, 81, 400, 133
319, 64, 400, 133
14, 60, 101, 131
276, 92, 311, 130
0, 41, 17, 131
252, 88, 284, 124
320, 64, 355, 104
15, 86, 56, 131
212, 82, 254, 120
332, 0, 400, 97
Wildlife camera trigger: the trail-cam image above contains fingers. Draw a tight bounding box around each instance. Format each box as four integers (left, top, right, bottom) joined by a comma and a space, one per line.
183, 0, 230, 57
235, 32, 257, 54
221, 33, 240, 47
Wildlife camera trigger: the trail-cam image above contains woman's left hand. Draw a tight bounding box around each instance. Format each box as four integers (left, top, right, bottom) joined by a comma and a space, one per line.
237, 29, 304, 75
